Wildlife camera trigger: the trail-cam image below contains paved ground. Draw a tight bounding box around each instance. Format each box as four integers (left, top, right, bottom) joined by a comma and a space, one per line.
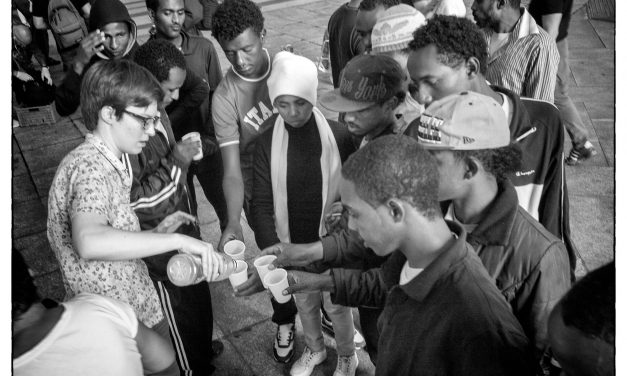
11, 0, 615, 375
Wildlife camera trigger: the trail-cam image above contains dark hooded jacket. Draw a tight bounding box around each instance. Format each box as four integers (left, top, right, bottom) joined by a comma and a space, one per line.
54, 0, 139, 116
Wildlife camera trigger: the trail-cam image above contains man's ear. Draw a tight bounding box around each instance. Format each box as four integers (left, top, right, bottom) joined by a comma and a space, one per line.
464, 157, 480, 179
383, 95, 400, 113
148, 9, 155, 22
260, 29, 267, 43
496, 0, 506, 9
465, 57, 481, 78
387, 199, 405, 223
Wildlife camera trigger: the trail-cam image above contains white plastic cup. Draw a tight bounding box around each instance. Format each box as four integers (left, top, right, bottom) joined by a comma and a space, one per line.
182, 132, 203, 161
224, 240, 246, 260
253, 255, 277, 288
264, 268, 292, 303
228, 260, 248, 289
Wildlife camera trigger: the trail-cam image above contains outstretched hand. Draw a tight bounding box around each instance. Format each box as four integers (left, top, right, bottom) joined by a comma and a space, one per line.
261, 242, 322, 269
233, 266, 265, 296
283, 270, 334, 295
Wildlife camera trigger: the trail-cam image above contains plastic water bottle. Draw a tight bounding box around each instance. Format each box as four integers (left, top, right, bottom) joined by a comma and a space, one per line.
167, 253, 237, 286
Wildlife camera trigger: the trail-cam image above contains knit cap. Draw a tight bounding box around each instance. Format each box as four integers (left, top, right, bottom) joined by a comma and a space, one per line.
267, 51, 318, 106
371, 4, 427, 54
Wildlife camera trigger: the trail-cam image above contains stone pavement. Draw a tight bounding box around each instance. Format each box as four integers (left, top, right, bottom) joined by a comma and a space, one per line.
11, 0, 614, 375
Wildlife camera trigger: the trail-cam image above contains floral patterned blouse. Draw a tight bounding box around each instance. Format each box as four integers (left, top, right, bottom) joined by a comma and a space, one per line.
47, 134, 163, 327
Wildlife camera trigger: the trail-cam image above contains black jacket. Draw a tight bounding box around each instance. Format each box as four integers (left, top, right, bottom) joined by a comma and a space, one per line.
127, 109, 199, 280
54, 0, 138, 116
443, 180, 571, 360
493, 87, 576, 277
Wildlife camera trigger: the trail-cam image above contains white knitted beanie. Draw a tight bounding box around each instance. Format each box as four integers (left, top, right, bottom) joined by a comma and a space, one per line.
267, 51, 318, 106
371, 4, 427, 54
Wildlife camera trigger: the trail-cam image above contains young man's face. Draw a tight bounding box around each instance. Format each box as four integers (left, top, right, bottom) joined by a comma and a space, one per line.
219, 27, 266, 79
274, 95, 313, 128
161, 67, 186, 107
153, 0, 185, 40
340, 178, 397, 256
101, 22, 130, 59
343, 101, 394, 138
354, 6, 385, 51
429, 150, 468, 201
407, 44, 472, 107
471, 0, 499, 29
112, 102, 159, 155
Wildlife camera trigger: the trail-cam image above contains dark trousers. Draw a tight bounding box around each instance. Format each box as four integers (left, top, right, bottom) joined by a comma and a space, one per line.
358, 306, 383, 365
154, 280, 216, 375
187, 151, 228, 230
270, 296, 299, 325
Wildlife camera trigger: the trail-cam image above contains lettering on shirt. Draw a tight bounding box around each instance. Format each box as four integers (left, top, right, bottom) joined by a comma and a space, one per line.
515, 169, 535, 177
243, 101, 275, 131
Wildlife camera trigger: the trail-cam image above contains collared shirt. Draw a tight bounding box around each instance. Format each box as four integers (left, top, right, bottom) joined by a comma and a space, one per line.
375, 222, 535, 376
47, 134, 163, 327
483, 8, 559, 102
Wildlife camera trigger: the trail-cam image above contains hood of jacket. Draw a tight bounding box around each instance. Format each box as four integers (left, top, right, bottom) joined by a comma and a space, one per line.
89, 0, 137, 60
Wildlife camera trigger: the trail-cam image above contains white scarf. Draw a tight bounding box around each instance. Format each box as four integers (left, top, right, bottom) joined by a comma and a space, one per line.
270, 107, 342, 243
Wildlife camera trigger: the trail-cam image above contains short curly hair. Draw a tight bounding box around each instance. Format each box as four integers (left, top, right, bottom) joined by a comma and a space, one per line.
133, 39, 186, 83
560, 262, 615, 345
453, 143, 522, 182
359, 0, 401, 11
342, 135, 441, 220
211, 0, 264, 43
409, 15, 488, 75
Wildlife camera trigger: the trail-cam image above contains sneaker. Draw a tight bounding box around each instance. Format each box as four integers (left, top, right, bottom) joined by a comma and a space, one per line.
273, 323, 295, 363
290, 347, 327, 376
333, 353, 359, 376
566, 141, 597, 166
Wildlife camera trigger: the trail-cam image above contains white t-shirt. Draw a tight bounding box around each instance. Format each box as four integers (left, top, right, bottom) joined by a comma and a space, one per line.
400, 262, 424, 285
13, 293, 143, 376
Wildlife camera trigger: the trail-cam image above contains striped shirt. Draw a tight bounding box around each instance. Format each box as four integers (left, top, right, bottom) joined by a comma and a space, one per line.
482, 8, 559, 103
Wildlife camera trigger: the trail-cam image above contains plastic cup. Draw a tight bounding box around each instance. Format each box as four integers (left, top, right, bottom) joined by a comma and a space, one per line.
228, 260, 248, 289
253, 255, 277, 288
224, 240, 246, 260
182, 131, 203, 161
264, 268, 292, 303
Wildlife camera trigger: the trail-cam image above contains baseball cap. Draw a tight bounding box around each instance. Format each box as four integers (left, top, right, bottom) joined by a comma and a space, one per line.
371, 5, 427, 54
318, 54, 405, 113
415, 92, 510, 150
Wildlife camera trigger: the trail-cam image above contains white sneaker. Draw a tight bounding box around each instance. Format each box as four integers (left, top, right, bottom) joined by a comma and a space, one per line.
333, 353, 358, 376
273, 323, 295, 363
290, 347, 327, 376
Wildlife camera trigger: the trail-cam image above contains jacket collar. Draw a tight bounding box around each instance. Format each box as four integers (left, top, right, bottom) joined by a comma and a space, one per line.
383, 221, 470, 302
465, 180, 519, 246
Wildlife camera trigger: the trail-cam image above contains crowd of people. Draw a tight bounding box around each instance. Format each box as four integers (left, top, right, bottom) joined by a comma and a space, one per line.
12, 0, 614, 375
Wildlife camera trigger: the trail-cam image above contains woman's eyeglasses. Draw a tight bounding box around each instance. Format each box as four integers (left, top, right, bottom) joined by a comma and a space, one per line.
122, 109, 160, 130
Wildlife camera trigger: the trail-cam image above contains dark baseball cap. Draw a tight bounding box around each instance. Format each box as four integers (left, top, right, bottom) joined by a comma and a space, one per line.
319, 54, 405, 112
